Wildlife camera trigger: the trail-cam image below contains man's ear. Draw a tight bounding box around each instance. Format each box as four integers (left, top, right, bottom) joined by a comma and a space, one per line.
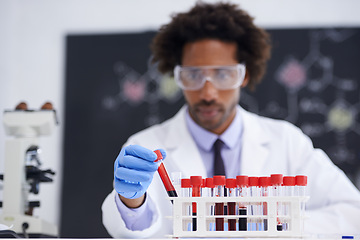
241, 71, 250, 88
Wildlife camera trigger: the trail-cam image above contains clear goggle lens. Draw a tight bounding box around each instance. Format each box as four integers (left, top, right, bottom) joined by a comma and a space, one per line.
174, 64, 246, 90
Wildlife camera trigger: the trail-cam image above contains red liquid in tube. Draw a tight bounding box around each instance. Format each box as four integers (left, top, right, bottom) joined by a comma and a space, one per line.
154, 150, 178, 198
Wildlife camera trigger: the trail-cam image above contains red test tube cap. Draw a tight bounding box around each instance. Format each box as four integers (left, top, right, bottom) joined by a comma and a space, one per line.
271, 174, 283, 185
236, 175, 249, 187
226, 178, 236, 189
248, 177, 259, 186
190, 176, 203, 186
259, 176, 271, 187
295, 175, 308, 186
283, 176, 296, 186
154, 150, 162, 162
213, 175, 226, 186
205, 178, 214, 188
181, 178, 191, 188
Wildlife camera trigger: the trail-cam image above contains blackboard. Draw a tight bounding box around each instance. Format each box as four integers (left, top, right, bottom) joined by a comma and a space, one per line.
62, 28, 360, 237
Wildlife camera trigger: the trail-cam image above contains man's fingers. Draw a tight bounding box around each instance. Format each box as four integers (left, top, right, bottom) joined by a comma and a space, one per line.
114, 179, 142, 193
121, 155, 159, 171
115, 167, 154, 182
124, 145, 158, 162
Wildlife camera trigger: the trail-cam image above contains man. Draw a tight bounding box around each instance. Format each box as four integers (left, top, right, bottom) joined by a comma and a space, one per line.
102, 2, 360, 238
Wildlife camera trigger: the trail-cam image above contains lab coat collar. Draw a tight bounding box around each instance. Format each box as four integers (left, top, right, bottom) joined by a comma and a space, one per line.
164, 106, 207, 177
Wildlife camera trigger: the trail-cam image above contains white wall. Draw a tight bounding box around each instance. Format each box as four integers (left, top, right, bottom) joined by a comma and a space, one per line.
1, 0, 360, 233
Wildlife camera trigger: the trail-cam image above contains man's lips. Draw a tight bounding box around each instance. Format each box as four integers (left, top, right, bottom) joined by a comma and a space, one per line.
196, 106, 219, 119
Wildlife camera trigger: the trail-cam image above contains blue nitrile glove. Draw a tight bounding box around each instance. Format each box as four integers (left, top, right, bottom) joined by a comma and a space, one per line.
114, 145, 166, 199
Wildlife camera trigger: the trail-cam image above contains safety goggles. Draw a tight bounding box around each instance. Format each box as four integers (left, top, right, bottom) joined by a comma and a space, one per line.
174, 64, 246, 90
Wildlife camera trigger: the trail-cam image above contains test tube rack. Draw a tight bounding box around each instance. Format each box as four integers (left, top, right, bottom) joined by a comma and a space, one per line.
170, 196, 309, 238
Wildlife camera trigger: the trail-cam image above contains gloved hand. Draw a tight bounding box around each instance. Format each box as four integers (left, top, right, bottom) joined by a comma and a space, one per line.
114, 145, 166, 199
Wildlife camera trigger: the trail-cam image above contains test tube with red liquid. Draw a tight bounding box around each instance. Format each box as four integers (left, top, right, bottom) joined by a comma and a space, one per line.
213, 176, 225, 231
226, 178, 237, 231
190, 176, 202, 231
271, 174, 283, 231
236, 175, 248, 231
154, 150, 178, 198
204, 178, 215, 231
181, 178, 192, 231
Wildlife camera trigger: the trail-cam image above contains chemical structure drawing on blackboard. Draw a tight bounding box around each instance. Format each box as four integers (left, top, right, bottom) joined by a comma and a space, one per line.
241, 29, 360, 175
102, 58, 183, 126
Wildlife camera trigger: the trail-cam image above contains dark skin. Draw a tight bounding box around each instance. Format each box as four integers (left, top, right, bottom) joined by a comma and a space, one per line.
182, 39, 249, 135
120, 38, 249, 208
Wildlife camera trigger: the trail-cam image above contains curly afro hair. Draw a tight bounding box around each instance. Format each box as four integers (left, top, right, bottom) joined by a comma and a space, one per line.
151, 1, 272, 90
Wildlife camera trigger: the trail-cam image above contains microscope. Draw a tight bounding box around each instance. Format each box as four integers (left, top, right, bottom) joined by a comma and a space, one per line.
0, 102, 58, 237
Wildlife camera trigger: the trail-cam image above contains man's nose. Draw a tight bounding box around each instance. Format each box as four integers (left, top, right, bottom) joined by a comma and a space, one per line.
199, 80, 218, 102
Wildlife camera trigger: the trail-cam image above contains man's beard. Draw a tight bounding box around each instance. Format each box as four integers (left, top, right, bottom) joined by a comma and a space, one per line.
188, 100, 236, 132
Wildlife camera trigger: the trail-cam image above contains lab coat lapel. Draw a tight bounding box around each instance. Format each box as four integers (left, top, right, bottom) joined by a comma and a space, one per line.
163, 106, 207, 178
239, 108, 270, 175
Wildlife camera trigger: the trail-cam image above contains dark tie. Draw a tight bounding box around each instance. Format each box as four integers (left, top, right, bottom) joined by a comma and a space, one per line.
213, 138, 225, 176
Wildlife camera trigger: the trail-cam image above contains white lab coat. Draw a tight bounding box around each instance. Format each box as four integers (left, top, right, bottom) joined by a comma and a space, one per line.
102, 105, 360, 238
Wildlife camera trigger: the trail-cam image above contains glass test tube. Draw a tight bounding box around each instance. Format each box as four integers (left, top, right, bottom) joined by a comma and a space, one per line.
190, 176, 202, 231
248, 177, 260, 231
271, 174, 284, 231
213, 175, 225, 231
154, 150, 178, 198
181, 178, 191, 197
205, 178, 215, 231
181, 178, 192, 231
236, 175, 248, 231
226, 178, 237, 231
171, 172, 182, 196
295, 175, 307, 232
204, 178, 214, 197
295, 176, 307, 201
295, 175, 307, 215
259, 176, 271, 231
283, 176, 295, 231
